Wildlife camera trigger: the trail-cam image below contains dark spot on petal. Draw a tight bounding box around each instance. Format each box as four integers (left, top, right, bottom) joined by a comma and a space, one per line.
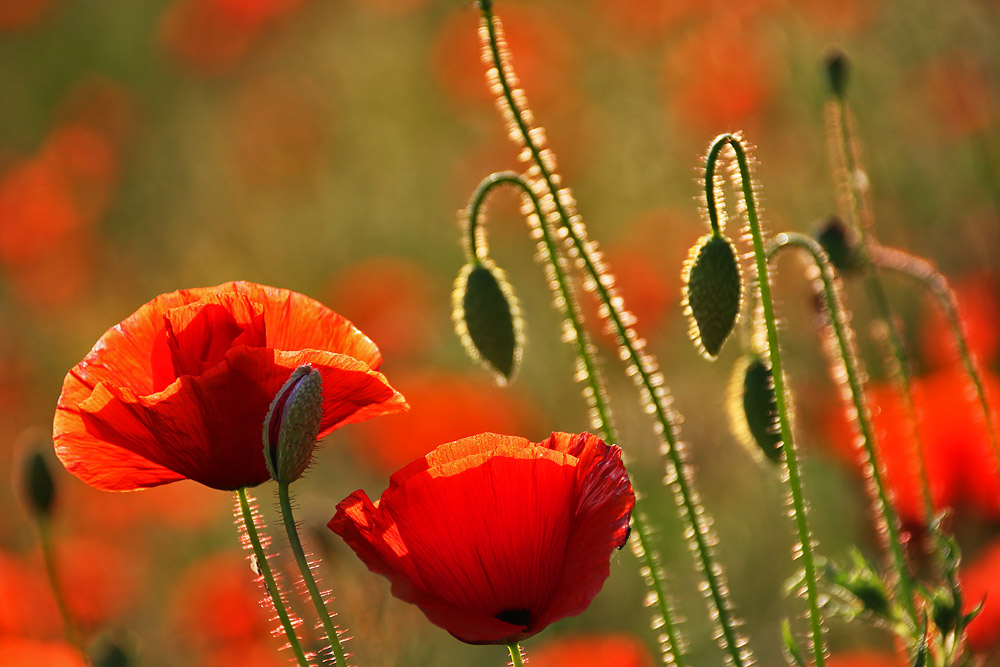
494, 608, 531, 627
617, 523, 632, 550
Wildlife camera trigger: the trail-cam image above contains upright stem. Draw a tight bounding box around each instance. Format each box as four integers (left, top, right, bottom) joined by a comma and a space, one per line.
827, 95, 920, 621
465, 171, 686, 665
236, 487, 311, 667
507, 643, 526, 667
38, 517, 90, 665
477, 4, 751, 664
278, 481, 348, 667
707, 136, 825, 667
873, 244, 1000, 492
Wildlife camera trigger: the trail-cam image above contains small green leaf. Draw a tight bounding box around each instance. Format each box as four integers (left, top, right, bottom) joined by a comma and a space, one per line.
728, 355, 783, 463
780, 619, 807, 667
682, 233, 743, 359
453, 259, 523, 383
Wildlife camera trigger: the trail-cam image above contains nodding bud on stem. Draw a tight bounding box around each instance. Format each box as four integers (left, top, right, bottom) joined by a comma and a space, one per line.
21, 449, 56, 518
814, 216, 860, 275
682, 233, 743, 360
452, 259, 523, 384
728, 356, 783, 463
824, 48, 850, 99
263, 365, 324, 484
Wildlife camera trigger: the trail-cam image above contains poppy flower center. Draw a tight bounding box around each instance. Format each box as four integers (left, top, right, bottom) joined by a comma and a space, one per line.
150, 294, 267, 391
494, 607, 531, 627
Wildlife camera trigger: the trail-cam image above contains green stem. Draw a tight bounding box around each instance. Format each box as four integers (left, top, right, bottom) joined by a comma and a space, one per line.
278, 481, 348, 667
236, 487, 311, 667
828, 95, 920, 622
873, 244, 1000, 495
477, 4, 751, 664
708, 136, 825, 667
464, 171, 686, 665
507, 643, 525, 667
38, 517, 90, 665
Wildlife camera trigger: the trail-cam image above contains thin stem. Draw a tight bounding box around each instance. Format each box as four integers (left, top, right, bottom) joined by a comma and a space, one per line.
236, 487, 311, 667
709, 136, 825, 667
464, 171, 686, 665
827, 95, 920, 621
478, 4, 750, 664
507, 643, 525, 667
38, 517, 90, 665
278, 481, 348, 667
873, 244, 1000, 493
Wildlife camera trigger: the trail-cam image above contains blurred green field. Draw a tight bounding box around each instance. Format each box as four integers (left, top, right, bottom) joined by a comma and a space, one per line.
1, 0, 999, 665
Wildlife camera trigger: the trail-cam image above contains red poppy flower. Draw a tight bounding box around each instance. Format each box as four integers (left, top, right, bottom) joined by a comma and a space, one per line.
329, 431, 634, 645
962, 538, 1000, 654
530, 633, 656, 667
54, 281, 407, 491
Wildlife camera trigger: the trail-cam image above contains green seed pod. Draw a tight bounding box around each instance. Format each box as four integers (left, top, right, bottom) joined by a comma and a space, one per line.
263, 365, 324, 484
728, 355, 783, 463
453, 259, 523, 383
682, 233, 743, 359
22, 449, 56, 517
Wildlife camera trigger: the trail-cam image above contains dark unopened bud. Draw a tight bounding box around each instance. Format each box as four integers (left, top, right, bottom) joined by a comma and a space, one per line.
728, 356, 783, 463
22, 449, 56, 517
814, 216, 860, 275
931, 590, 959, 634
453, 259, 523, 383
825, 49, 850, 99
263, 365, 323, 484
682, 233, 743, 359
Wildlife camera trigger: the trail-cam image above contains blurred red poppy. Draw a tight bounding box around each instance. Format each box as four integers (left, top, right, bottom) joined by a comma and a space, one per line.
54, 281, 407, 491
330, 431, 634, 645
0, 638, 87, 667
530, 633, 656, 667
920, 272, 1000, 370
962, 538, 1000, 654
826, 652, 906, 667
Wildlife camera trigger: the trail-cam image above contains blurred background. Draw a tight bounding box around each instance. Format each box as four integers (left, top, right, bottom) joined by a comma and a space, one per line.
1, 0, 999, 665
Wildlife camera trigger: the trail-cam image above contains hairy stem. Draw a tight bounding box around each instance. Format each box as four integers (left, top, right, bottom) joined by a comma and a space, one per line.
507, 643, 525, 667
236, 487, 311, 667
38, 517, 90, 665
278, 481, 348, 667
708, 136, 825, 667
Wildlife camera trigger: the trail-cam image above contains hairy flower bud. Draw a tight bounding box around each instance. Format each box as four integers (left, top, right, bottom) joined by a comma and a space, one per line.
264, 365, 324, 484
453, 259, 523, 383
682, 233, 743, 359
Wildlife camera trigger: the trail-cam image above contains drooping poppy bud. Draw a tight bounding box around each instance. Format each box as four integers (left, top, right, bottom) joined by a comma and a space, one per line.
263, 364, 324, 484
814, 216, 860, 275
21, 448, 56, 518
727, 355, 782, 463
825, 49, 850, 99
682, 233, 743, 359
453, 259, 523, 383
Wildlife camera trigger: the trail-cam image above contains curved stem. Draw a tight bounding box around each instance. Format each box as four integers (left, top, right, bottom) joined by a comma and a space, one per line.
38, 517, 90, 665
708, 136, 825, 667
236, 487, 311, 667
477, 4, 750, 664
873, 244, 1000, 494
507, 643, 525, 667
827, 95, 920, 622
278, 481, 348, 667
464, 170, 686, 665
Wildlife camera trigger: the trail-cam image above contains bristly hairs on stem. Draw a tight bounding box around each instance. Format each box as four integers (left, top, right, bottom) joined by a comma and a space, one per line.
461, 170, 687, 666
705, 134, 826, 667
475, 3, 752, 665
234, 489, 313, 666
872, 244, 1000, 496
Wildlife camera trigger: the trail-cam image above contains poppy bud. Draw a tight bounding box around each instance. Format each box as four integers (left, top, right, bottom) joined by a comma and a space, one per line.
263, 365, 324, 484
21, 448, 56, 518
814, 216, 860, 275
825, 48, 850, 99
453, 259, 523, 383
682, 233, 743, 359
728, 356, 782, 463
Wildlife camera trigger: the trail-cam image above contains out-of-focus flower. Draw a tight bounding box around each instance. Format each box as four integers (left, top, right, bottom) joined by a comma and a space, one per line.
962, 538, 1000, 654
170, 552, 273, 650
348, 371, 542, 474
919, 53, 997, 141
785, 0, 880, 33
330, 432, 635, 645
530, 633, 656, 667
159, 0, 307, 76
0, 0, 54, 32
826, 652, 906, 667
662, 16, 778, 134
0, 638, 87, 667
0, 548, 58, 638
824, 368, 1000, 526
920, 272, 1000, 370
54, 281, 407, 491
431, 5, 578, 116
325, 258, 441, 364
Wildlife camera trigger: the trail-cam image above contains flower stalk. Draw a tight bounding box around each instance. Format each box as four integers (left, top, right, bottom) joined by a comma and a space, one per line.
507, 643, 526, 667
706, 135, 825, 667
475, 3, 750, 664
